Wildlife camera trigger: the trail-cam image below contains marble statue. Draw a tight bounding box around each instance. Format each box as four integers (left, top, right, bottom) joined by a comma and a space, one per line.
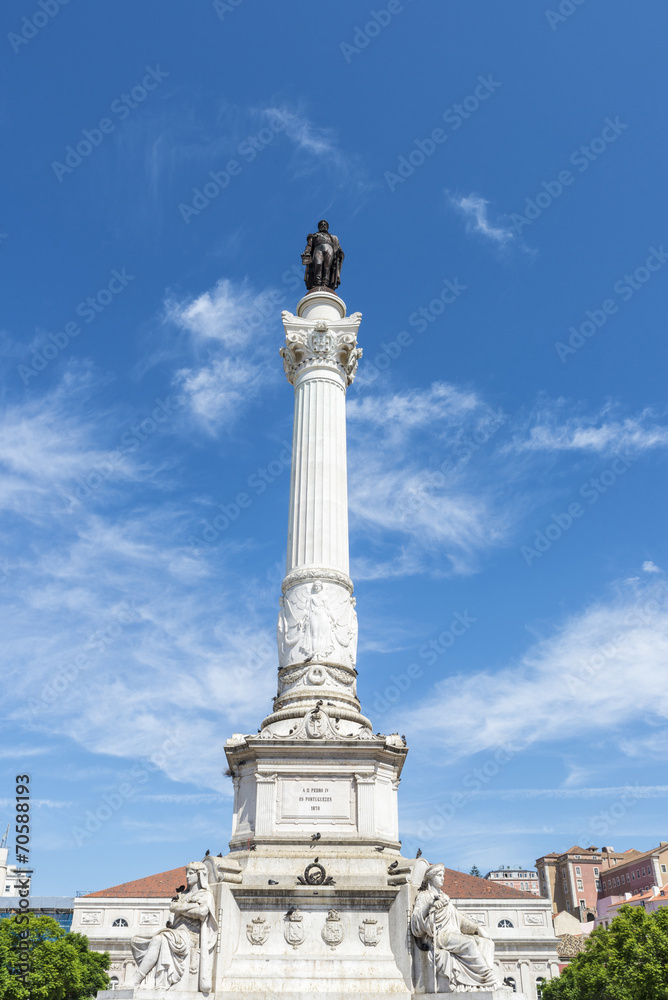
301, 220, 344, 291
411, 864, 498, 992
131, 862, 218, 992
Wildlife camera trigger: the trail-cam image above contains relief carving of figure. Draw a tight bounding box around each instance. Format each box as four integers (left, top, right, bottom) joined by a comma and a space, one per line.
131, 862, 218, 993
411, 864, 497, 992
301, 220, 344, 291
277, 583, 357, 665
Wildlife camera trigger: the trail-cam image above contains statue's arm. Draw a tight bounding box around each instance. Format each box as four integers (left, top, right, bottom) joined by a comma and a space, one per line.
459, 914, 483, 936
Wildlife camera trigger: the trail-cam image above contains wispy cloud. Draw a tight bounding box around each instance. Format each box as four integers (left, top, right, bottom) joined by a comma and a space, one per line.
399, 575, 668, 760
166, 278, 279, 431
509, 404, 668, 454
447, 192, 515, 246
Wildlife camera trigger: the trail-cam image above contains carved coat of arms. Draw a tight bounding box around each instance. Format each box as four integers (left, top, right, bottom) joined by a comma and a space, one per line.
321, 910, 344, 948
283, 909, 305, 949
359, 918, 382, 946
246, 916, 270, 946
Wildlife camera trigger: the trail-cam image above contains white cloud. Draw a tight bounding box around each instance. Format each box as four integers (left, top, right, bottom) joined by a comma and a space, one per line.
509, 403, 668, 454
399, 575, 668, 760
347, 383, 515, 576
448, 193, 515, 246
643, 560, 661, 574
166, 278, 279, 431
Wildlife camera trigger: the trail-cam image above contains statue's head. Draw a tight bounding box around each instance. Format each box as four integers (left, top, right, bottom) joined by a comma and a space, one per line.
425, 863, 447, 892
317, 219, 329, 232
311, 582, 323, 593
186, 862, 208, 889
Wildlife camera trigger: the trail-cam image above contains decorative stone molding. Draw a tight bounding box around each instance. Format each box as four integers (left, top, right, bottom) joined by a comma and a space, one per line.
259, 706, 376, 741
246, 916, 270, 946
523, 912, 545, 925
80, 911, 101, 924
282, 566, 353, 595
139, 912, 160, 925
321, 909, 344, 949
280, 311, 363, 387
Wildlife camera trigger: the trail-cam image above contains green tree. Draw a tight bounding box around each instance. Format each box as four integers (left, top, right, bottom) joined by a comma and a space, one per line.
469, 865, 482, 877
0, 913, 109, 1000
542, 906, 668, 1000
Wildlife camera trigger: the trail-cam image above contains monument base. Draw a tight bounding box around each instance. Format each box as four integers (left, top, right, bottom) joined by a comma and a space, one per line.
415, 994, 524, 999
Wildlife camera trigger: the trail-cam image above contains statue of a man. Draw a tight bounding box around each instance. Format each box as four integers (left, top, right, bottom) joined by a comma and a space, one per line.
131, 861, 218, 993
302, 220, 344, 291
411, 863, 498, 992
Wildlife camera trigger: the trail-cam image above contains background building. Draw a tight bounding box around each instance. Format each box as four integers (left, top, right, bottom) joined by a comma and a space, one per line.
0, 896, 73, 931
485, 868, 540, 896
535, 845, 629, 922
596, 842, 668, 927
0, 844, 31, 896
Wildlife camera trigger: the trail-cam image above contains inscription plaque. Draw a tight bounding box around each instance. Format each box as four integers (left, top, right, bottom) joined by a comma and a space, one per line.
280, 779, 351, 821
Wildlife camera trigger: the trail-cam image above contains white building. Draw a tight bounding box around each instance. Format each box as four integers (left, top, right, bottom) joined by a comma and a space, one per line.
485, 868, 540, 896
0, 846, 31, 896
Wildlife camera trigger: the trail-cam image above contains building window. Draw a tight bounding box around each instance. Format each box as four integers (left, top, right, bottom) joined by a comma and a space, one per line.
575, 866, 581, 876
593, 867, 599, 876
566, 901, 571, 911
631, 872, 635, 880
661, 865, 667, 874
642, 868, 646, 877
112, 918, 129, 927
621, 875, 625, 884
498, 919, 514, 928
577, 880, 584, 890
503, 978, 517, 992
537, 977, 546, 998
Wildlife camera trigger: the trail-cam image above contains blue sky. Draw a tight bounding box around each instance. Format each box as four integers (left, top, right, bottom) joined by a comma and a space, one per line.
2, 0, 667, 896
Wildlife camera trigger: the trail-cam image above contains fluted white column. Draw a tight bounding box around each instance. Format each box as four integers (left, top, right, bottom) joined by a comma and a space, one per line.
262, 290, 371, 734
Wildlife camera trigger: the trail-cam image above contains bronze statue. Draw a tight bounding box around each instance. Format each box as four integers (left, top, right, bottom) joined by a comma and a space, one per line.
302, 220, 344, 292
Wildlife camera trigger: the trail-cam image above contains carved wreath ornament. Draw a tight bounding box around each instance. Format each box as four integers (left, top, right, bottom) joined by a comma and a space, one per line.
297, 858, 335, 886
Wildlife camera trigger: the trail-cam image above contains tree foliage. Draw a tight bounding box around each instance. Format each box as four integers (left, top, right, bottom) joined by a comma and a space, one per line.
0, 913, 109, 1000
542, 905, 668, 1000
469, 865, 482, 877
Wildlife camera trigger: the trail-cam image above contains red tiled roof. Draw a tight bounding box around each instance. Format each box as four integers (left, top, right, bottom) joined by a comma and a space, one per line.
83, 866, 187, 898
441, 867, 538, 900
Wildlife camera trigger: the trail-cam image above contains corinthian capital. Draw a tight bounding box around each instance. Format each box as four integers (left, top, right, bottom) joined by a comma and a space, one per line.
280, 311, 363, 386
